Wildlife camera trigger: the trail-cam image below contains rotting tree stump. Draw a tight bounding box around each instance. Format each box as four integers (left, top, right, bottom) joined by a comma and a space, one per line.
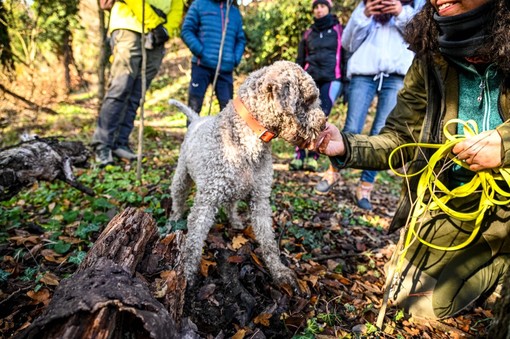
0, 136, 93, 201
17, 207, 187, 339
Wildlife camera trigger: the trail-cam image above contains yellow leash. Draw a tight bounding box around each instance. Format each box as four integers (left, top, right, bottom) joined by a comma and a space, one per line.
388, 119, 510, 274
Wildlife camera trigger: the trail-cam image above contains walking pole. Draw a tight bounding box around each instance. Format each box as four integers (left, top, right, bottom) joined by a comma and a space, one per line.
207, 0, 232, 116
136, 0, 147, 182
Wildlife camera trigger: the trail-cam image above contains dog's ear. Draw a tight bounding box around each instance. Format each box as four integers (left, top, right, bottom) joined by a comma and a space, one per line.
261, 69, 293, 108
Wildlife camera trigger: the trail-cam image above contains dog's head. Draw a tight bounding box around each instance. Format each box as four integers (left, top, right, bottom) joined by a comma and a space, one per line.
237, 61, 326, 147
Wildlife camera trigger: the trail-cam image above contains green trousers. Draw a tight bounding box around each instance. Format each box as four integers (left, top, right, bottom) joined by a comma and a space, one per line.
393, 194, 510, 318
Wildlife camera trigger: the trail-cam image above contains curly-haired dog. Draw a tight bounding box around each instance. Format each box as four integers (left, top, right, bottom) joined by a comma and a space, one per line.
168, 60, 326, 288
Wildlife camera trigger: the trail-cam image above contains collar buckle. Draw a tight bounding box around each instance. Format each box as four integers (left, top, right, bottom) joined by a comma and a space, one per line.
259, 130, 276, 142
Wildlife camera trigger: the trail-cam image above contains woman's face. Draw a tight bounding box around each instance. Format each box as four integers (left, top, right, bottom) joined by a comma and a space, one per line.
430, 0, 491, 16
313, 4, 330, 18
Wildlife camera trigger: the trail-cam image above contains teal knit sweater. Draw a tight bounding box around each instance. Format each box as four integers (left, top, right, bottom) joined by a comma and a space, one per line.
450, 58, 503, 186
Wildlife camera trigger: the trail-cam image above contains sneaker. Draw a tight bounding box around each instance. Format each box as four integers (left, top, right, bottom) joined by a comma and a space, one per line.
315, 170, 341, 194
304, 158, 318, 172
112, 145, 137, 161
354, 181, 374, 210
289, 158, 304, 171
95, 147, 113, 167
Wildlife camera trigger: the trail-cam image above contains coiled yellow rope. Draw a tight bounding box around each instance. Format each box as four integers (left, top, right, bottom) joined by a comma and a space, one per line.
388, 119, 510, 271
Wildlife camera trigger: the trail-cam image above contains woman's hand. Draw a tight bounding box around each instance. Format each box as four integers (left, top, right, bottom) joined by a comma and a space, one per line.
364, 0, 402, 17
364, 0, 385, 16
310, 122, 346, 157
380, 0, 402, 16
452, 129, 503, 171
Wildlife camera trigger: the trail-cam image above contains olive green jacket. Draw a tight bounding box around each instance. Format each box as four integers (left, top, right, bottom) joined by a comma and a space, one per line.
109, 0, 184, 34
332, 54, 510, 253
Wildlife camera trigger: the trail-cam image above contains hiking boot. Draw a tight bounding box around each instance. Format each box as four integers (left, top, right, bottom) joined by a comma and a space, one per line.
112, 145, 137, 161
304, 158, 318, 172
315, 169, 341, 194
289, 158, 304, 171
354, 181, 374, 210
95, 147, 113, 167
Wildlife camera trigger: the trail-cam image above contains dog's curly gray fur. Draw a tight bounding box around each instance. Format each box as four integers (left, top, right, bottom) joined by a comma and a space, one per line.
168, 61, 326, 288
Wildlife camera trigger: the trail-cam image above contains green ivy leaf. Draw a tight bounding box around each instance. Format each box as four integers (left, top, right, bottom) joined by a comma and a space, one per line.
53, 240, 71, 254
68, 250, 87, 265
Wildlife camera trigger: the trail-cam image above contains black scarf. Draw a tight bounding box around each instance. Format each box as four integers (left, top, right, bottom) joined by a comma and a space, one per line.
434, 1, 494, 58
313, 14, 335, 31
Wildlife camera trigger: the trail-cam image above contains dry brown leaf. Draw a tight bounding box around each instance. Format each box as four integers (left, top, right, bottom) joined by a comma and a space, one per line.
200, 259, 216, 277
27, 288, 51, 306
160, 233, 176, 246
242, 226, 256, 240
304, 274, 319, 287
253, 313, 272, 327
297, 279, 311, 295
8, 235, 40, 246
231, 329, 246, 339
227, 255, 244, 263
231, 234, 249, 250
160, 270, 178, 292
58, 236, 83, 244
326, 273, 352, 285
250, 252, 264, 268
39, 272, 60, 286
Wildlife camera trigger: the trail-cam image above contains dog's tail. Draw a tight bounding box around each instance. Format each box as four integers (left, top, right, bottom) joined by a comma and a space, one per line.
168, 99, 200, 123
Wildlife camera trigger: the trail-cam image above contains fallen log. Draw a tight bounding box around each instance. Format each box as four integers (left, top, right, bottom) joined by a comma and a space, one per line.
17, 207, 188, 339
0, 136, 93, 200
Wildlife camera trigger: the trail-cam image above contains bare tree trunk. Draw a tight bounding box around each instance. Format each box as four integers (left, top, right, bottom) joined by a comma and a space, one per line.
97, 2, 109, 102
17, 208, 188, 339
63, 32, 72, 93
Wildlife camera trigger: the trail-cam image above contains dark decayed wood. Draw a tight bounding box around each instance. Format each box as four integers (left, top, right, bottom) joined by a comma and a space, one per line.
17, 208, 187, 339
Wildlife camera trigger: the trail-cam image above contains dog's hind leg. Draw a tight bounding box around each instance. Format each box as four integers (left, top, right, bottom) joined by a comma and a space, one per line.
183, 197, 218, 284
249, 196, 298, 289
169, 161, 193, 222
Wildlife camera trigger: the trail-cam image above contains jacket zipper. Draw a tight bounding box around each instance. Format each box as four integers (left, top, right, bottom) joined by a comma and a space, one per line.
477, 79, 485, 103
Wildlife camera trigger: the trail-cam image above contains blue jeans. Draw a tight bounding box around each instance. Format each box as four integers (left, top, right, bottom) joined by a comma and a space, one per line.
342, 74, 404, 183
188, 63, 233, 115
295, 80, 342, 160
92, 30, 165, 150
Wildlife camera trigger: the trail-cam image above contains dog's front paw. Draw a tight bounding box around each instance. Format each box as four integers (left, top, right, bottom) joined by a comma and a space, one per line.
272, 266, 302, 294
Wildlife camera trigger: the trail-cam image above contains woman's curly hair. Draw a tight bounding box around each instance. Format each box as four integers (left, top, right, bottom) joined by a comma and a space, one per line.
404, 0, 510, 77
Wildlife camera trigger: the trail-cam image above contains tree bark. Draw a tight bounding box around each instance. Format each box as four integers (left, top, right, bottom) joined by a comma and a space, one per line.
17, 208, 188, 339
0, 137, 93, 201
97, 2, 109, 102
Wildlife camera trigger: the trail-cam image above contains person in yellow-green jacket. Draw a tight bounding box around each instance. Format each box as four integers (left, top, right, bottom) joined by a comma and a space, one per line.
92, 0, 183, 167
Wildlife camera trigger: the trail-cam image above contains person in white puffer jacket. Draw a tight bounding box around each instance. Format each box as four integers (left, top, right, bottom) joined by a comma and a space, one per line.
341, 0, 424, 210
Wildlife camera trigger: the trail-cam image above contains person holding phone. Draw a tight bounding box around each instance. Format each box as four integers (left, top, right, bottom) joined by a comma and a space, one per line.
293, 0, 344, 175
340, 0, 424, 210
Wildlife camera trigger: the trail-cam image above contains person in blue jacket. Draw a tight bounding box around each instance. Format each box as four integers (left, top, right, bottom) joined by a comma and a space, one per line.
294, 0, 344, 179
341, 0, 423, 210
181, 0, 246, 115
